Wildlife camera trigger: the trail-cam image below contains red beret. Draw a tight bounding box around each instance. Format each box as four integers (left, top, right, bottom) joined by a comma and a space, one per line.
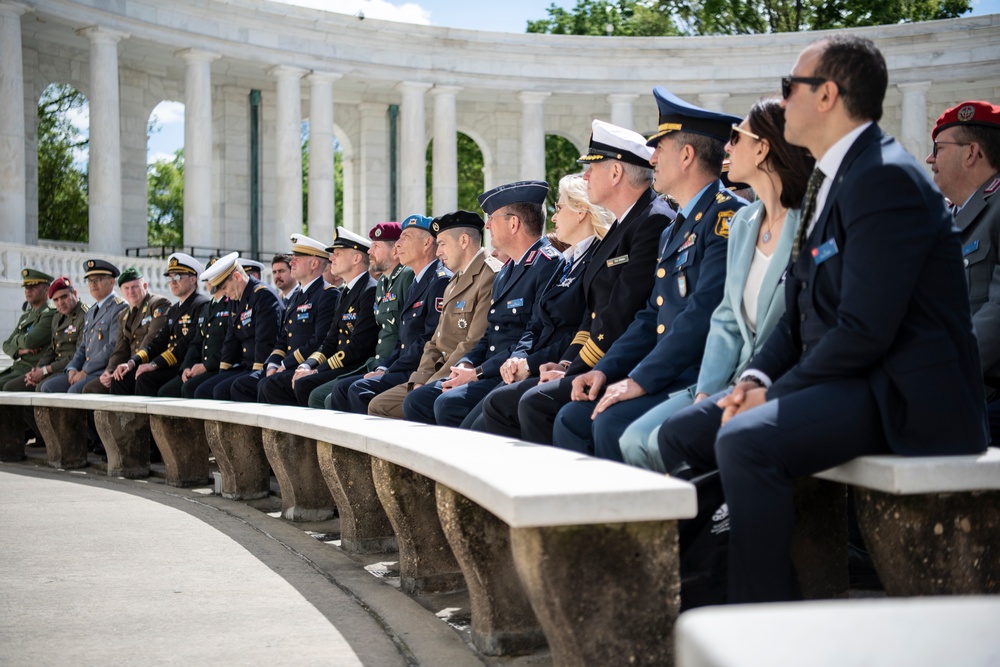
932, 101, 1000, 140
47, 276, 73, 299
369, 222, 402, 241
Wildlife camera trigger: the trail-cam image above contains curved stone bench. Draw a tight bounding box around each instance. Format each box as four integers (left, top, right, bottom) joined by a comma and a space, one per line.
0, 392, 697, 664
816, 448, 1000, 596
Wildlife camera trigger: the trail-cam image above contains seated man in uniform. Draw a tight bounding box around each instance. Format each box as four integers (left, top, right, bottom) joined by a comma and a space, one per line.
0, 269, 55, 390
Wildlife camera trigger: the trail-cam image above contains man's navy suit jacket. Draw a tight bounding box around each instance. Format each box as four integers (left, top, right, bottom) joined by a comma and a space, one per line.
751, 123, 988, 456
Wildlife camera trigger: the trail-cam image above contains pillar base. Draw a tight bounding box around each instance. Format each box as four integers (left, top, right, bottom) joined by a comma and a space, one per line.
857, 488, 1000, 595
437, 484, 545, 656
205, 421, 270, 500
792, 478, 849, 599
317, 442, 396, 553
510, 521, 679, 667
371, 458, 464, 594
34, 406, 88, 469
94, 410, 150, 478
148, 415, 210, 487
262, 428, 335, 521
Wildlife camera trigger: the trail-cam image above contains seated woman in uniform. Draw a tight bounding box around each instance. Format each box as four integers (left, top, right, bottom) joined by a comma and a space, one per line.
619, 96, 814, 472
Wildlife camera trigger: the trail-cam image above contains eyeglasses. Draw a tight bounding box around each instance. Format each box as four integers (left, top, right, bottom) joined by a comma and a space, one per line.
486, 212, 515, 224
730, 124, 761, 146
781, 76, 836, 99
85, 276, 110, 285
167, 273, 189, 283
931, 140, 971, 158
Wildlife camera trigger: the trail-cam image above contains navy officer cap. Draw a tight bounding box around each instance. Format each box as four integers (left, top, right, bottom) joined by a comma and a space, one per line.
83, 258, 121, 279
647, 87, 742, 146
477, 180, 548, 216
430, 211, 485, 237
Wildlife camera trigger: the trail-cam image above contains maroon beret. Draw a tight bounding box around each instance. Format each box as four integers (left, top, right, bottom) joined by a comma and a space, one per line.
47, 276, 74, 299
369, 222, 402, 242
932, 101, 1000, 140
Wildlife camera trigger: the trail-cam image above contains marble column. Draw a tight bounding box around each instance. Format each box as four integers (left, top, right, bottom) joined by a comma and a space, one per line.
307, 71, 340, 242
358, 102, 389, 228
397, 81, 431, 218
607, 93, 638, 131
0, 1, 29, 244
698, 92, 730, 114
177, 48, 219, 251
519, 91, 549, 181
899, 81, 932, 164
79, 26, 129, 255
431, 86, 461, 217
270, 65, 306, 245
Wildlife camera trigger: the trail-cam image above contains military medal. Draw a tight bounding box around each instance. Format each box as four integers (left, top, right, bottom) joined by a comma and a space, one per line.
677, 274, 688, 297
458, 319, 468, 329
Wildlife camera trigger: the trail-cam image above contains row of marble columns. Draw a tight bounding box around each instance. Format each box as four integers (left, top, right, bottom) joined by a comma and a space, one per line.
0, 4, 937, 253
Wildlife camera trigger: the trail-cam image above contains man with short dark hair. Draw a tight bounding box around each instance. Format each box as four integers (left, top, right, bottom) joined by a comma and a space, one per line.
271, 253, 297, 307
0, 269, 55, 390
659, 35, 988, 604
8, 277, 87, 392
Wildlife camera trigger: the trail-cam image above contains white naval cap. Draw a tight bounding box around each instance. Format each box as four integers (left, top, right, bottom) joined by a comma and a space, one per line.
577, 119, 654, 168
290, 233, 330, 258
325, 226, 371, 253
199, 251, 240, 293
164, 252, 205, 277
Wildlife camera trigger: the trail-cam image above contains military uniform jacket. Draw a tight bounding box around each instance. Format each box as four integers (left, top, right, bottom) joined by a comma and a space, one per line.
595, 180, 745, 394
180, 297, 230, 372
410, 249, 497, 385
2, 303, 55, 368
510, 238, 597, 374
219, 277, 281, 372
460, 238, 562, 378
367, 263, 415, 372
106, 292, 171, 371
751, 125, 986, 455
564, 188, 675, 375
305, 274, 378, 373
380, 260, 451, 386
956, 172, 1000, 380
266, 278, 341, 370
130, 291, 209, 370
67, 294, 128, 375
36, 301, 88, 375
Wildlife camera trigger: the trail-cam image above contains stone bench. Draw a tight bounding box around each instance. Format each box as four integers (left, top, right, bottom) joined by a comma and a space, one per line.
0, 392, 697, 665
816, 447, 1000, 595
675, 596, 1000, 667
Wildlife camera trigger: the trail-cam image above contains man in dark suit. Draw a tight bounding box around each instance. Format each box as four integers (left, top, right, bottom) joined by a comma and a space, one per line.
326, 215, 452, 413
484, 121, 675, 441
272, 227, 379, 408
659, 35, 989, 604
545, 92, 746, 457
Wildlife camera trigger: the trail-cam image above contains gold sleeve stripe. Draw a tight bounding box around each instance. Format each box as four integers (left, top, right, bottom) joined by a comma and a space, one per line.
309, 351, 327, 365
327, 351, 346, 370
571, 331, 590, 346
579, 340, 605, 368
293, 350, 304, 364
252, 362, 264, 371
161, 350, 177, 367
137, 350, 149, 363
220, 362, 233, 370
271, 349, 286, 358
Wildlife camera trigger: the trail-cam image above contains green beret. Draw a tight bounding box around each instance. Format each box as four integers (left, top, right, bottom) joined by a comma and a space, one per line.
117, 267, 143, 286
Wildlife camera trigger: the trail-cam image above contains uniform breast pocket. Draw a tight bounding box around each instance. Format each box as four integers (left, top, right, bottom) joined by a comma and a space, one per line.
965, 236, 992, 305
671, 247, 697, 275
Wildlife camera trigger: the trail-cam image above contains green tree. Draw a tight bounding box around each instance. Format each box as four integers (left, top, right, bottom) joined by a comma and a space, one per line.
526, 0, 970, 35
37, 83, 89, 242
544, 134, 583, 228
147, 149, 184, 247
425, 133, 486, 215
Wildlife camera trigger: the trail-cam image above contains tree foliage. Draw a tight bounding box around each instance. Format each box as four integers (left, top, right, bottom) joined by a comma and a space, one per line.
147, 149, 184, 247
544, 135, 584, 229
425, 133, 486, 215
526, 0, 971, 35
37, 83, 89, 242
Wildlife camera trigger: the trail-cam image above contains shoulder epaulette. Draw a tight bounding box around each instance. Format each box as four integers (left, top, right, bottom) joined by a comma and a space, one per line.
715, 191, 732, 204
113, 296, 124, 305
80, 303, 90, 313
539, 244, 560, 259
325, 283, 338, 290
436, 267, 449, 278
984, 177, 1000, 197
254, 284, 268, 292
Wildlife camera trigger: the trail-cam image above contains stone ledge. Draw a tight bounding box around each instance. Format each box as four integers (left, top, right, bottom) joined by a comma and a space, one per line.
815, 447, 1000, 494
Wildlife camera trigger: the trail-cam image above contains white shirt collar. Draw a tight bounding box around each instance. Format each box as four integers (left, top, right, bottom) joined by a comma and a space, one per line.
299, 276, 321, 293
807, 121, 873, 234
345, 272, 366, 291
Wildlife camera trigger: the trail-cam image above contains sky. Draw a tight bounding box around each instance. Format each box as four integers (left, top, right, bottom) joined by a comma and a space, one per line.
71, 0, 1000, 164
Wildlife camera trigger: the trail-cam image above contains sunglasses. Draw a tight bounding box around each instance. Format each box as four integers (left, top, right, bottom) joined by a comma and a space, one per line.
730, 124, 761, 146
781, 75, 834, 99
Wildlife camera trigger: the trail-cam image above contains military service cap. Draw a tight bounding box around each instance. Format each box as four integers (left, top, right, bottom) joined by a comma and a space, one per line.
430, 211, 485, 237
932, 100, 1000, 139
290, 233, 329, 258
164, 252, 205, 277
401, 214, 434, 233
578, 119, 654, 168
47, 276, 74, 298
21, 268, 54, 287
325, 227, 371, 253
117, 267, 143, 287
369, 222, 402, 241
240, 258, 266, 275
646, 87, 742, 146
83, 258, 120, 279
199, 251, 240, 294
477, 180, 548, 215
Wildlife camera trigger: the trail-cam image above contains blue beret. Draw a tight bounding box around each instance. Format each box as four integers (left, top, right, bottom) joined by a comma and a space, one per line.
477, 180, 548, 215
401, 214, 434, 233
647, 86, 743, 146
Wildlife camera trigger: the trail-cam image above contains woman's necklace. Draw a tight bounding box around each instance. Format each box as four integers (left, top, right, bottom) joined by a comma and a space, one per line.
761, 209, 787, 244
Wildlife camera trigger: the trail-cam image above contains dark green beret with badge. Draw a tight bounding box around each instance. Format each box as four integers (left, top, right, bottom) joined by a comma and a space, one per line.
118, 267, 143, 286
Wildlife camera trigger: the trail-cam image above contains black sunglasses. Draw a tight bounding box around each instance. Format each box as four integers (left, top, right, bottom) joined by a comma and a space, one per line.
781, 75, 836, 99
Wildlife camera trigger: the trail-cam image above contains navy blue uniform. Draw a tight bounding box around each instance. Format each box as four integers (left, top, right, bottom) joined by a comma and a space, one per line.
328, 261, 451, 413
130, 290, 210, 396
158, 296, 230, 398
193, 277, 280, 400
552, 180, 746, 457
403, 237, 562, 426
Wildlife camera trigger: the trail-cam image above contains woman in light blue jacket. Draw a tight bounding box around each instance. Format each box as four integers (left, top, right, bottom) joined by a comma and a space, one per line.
620, 97, 815, 472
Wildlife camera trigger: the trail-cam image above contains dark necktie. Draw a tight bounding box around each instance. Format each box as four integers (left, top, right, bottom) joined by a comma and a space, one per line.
666, 213, 685, 247
792, 167, 826, 260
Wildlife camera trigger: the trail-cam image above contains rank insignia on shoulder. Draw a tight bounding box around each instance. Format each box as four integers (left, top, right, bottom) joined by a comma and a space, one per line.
436, 268, 449, 277
606, 254, 629, 268
525, 250, 538, 265
985, 178, 1000, 196
435, 297, 444, 312
715, 191, 732, 204
254, 284, 268, 292
540, 245, 560, 259
714, 210, 734, 238
114, 296, 124, 304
